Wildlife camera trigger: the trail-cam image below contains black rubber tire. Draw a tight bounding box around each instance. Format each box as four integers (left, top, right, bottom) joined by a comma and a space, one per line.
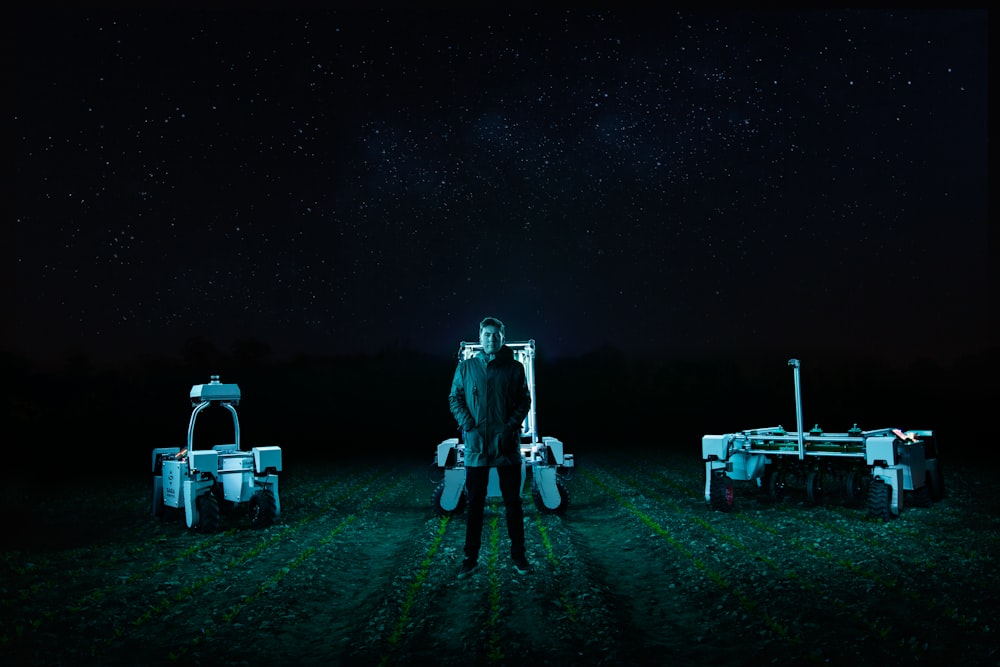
908, 484, 932, 508
152, 454, 165, 518
249, 489, 278, 528
710, 475, 736, 512
428, 461, 445, 484
845, 470, 866, 504
867, 478, 892, 521
806, 471, 824, 504
152, 486, 164, 519
767, 469, 785, 502
196, 492, 222, 533
213, 483, 235, 518
927, 461, 946, 501
432, 481, 467, 516
532, 477, 569, 515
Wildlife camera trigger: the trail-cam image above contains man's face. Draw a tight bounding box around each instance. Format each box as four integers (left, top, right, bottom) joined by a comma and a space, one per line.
480, 325, 503, 354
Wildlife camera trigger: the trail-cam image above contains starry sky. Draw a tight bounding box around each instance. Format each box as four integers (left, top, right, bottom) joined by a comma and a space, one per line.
11, 9, 991, 368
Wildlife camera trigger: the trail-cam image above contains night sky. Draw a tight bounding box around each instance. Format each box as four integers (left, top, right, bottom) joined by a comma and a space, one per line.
11, 9, 991, 369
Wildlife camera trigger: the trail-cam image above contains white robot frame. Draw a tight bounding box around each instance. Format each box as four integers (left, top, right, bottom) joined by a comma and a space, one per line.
151, 376, 282, 532
431, 340, 575, 515
703, 359, 944, 520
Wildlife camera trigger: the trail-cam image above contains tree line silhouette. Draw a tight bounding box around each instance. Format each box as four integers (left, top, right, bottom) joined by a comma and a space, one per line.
3, 336, 994, 482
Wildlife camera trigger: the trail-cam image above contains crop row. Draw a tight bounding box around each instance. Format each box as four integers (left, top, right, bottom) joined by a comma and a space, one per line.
352, 473, 616, 667
0, 463, 401, 664
647, 456, 997, 587
0, 462, 363, 613
580, 458, 994, 663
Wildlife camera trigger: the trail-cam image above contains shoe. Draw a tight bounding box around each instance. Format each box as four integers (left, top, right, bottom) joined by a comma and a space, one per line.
512, 555, 532, 575
457, 558, 477, 579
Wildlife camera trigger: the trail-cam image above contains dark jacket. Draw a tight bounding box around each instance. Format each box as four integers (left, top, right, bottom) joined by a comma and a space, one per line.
448, 345, 531, 467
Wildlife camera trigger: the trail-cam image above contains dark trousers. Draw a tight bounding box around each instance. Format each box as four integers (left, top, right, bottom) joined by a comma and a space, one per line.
463, 465, 525, 561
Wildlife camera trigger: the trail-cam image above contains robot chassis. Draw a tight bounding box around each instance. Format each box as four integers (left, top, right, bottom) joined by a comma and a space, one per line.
703, 359, 944, 520
151, 376, 283, 532
431, 340, 575, 515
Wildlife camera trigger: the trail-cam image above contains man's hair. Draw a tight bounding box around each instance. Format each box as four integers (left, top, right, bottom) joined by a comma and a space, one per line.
479, 316, 505, 337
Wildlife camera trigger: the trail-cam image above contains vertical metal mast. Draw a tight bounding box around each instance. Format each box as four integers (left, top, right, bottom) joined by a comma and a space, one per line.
789, 359, 804, 460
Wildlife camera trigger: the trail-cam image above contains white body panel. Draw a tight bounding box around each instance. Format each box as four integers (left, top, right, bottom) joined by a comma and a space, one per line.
253, 446, 282, 473
152, 376, 283, 530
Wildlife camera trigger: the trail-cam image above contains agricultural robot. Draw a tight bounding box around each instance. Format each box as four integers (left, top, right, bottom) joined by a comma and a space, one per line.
431, 340, 574, 515
151, 376, 282, 532
703, 359, 944, 520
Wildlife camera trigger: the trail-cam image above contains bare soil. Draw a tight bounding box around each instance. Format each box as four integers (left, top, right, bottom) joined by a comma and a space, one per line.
2, 448, 998, 667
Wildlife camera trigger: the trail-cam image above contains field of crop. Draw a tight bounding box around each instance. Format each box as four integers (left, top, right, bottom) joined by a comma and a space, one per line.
2, 447, 998, 666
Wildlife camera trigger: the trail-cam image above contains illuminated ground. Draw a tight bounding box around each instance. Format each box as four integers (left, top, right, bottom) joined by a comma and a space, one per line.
2, 448, 997, 666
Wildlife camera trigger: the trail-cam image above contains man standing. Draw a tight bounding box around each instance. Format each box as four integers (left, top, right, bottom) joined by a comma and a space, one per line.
448, 316, 533, 578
